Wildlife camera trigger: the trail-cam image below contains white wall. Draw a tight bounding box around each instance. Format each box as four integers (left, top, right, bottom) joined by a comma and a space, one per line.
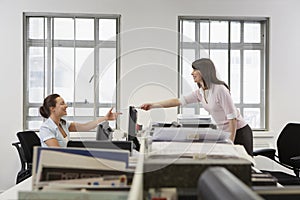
1, 0, 300, 192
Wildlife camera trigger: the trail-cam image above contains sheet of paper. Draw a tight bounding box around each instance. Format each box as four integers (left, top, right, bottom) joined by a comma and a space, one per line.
151, 127, 230, 142
150, 142, 255, 164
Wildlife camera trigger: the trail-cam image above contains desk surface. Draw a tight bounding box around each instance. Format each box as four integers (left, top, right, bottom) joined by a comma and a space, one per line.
0, 177, 32, 200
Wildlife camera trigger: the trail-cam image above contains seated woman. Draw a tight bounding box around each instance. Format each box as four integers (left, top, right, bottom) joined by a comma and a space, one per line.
39, 94, 121, 147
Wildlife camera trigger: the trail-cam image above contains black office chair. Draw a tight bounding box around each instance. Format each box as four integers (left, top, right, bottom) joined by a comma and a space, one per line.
12, 130, 41, 184
253, 123, 300, 185
12, 141, 28, 184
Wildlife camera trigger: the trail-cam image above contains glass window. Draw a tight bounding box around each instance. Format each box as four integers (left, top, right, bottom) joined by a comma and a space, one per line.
179, 17, 268, 130
182, 20, 195, 42
210, 21, 228, 43
54, 18, 74, 40
24, 13, 120, 130
99, 19, 117, 41
230, 22, 241, 43
244, 22, 261, 43
76, 18, 94, 40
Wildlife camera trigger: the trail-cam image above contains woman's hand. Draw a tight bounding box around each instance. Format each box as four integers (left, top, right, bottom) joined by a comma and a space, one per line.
140, 103, 153, 111
105, 107, 122, 120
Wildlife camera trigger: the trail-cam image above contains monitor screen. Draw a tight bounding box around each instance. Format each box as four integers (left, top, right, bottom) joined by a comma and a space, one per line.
127, 106, 140, 151
128, 106, 137, 136
96, 121, 113, 140
67, 140, 133, 154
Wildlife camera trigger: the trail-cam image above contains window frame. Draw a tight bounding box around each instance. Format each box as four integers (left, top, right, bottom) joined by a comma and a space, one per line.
178, 16, 269, 131
23, 12, 121, 130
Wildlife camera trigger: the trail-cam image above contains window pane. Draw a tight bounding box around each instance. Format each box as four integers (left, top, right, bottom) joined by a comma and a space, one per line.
179, 18, 267, 130
200, 49, 209, 59
99, 19, 116, 41
24, 14, 120, 130
182, 49, 196, 94
211, 21, 228, 43
243, 50, 260, 103
230, 50, 240, 103
28, 47, 45, 103
244, 23, 261, 43
76, 18, 94, 40
99, 48, 116, 103
28, 121, 43, 130
53, 47, 74, 102
244, 108, 260, 129
75, 48, 94, 104
74, 108, 94, 116
200, 22, 209, 43
230, 22, 240, 43
210, 50, 228, 83
182, 20, 195, 42
29, 17, 46, 39
64, 106, 73, 116
54, 18, 74, 40
29, 108, 39, 116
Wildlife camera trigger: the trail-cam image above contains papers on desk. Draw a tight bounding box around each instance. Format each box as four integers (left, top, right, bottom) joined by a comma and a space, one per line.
32, 147, 132, 190
177, 114, 211, 124
149, 142, 255, 164
151, 127, 230, 142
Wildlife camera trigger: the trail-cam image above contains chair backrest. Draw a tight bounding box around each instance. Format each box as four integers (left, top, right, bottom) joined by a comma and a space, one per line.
16, 131, 41, 164
277, 123, 300, 167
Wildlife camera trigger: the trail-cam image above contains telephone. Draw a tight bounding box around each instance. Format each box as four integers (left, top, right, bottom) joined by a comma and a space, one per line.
96, 121, 114, 140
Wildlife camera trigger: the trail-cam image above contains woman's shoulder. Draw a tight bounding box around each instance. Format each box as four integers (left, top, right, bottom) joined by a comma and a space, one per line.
212, 84, 229, 92
40, 118, 56, 130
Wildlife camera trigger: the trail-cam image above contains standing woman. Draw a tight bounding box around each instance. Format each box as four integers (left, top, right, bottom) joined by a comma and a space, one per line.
140, 58, 253, 156
39, 94, 121, 147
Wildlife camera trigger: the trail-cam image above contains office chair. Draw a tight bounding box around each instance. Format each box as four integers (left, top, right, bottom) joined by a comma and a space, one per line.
13, 130, 41, 184
12, 141, 28, 184
253, 123, 300, 185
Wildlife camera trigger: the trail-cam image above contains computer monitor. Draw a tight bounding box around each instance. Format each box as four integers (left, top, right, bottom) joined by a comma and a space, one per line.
96, 121, 113, 140
67, 140, 133, 154
128, 106, 140, 151
128, 106, 137, 136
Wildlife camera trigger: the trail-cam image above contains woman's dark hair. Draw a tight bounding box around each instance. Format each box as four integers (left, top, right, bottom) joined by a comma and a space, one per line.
39, 94, 60, 119
192, 58, 229, 90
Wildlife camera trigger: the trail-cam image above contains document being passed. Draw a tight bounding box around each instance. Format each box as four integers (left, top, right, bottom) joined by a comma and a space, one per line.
151, 127, 230, 142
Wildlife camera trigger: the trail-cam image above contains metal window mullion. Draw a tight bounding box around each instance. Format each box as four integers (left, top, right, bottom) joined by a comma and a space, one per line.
195, 21, 200, 59
260, 22, 266, 129
94, 18, 100, 117
116, 17, 121, 129
23, 16, 29, 129
50, 17, 54, 94
43, 18, 46, 101
194, 21, 200, 114
73, 17, 77, 116
240, 22, 244, 116
228, 21, 231, 88
178, 19, 183, 114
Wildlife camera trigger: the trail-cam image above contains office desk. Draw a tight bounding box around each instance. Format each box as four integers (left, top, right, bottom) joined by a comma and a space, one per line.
0, 177, 31, 200
143, 141, 253, 199
0, 141, 144, 200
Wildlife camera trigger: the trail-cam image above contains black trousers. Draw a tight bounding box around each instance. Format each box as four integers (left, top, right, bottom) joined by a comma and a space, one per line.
234, 124, 253, 156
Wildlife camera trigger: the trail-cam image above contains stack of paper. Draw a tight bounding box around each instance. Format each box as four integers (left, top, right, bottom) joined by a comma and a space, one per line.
177, 114, 211, 124
149, 141, 255, 164
151, 127, 230, 142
